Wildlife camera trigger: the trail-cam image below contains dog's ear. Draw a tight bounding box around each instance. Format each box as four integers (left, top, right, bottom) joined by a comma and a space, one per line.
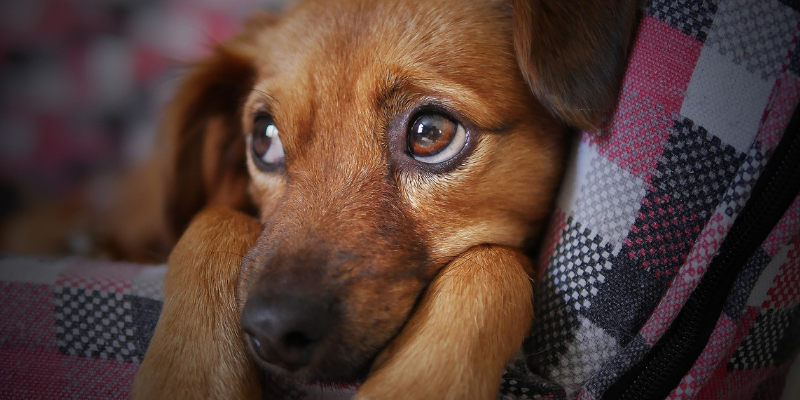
511, 0, 638, 130
163, 12, 275, 237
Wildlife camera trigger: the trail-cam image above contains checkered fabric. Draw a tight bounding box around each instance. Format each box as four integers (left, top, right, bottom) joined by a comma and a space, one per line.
1, 0, 799, 399
0, 256, 164, 399
521, 0, 800, 399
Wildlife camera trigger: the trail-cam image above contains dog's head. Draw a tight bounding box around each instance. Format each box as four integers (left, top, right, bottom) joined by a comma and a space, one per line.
163, 0, 636, 383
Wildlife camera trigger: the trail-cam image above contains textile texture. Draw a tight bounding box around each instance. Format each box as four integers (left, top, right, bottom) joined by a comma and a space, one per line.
0, 257, 164, 399
524, 0, 800, 399
1, 0, 799, 399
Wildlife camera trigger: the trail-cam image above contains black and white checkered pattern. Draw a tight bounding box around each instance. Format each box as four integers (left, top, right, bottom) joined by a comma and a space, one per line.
728, 305, 800, 370
647, 0, 719, 42
55, 287, 137, 362
623, 117, 742, 275
720, 143, 770, 219
706, 0, 800, 80
544, 317, 620, 397
499, 357, 564, 399
527, 268, 580, 370
573, 155, 648, 249
546, 218, 615, 313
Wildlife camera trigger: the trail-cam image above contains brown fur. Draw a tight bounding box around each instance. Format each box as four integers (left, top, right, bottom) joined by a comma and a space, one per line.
511, 0, 638, 130
129, 0, 635, 398
356, 245, 534, 400
131, 207, 263, 399
232, 0, 563, 383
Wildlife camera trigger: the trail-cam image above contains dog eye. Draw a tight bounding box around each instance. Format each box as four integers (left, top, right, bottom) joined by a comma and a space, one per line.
407, 113, 466, 164
251, 114, 285, 168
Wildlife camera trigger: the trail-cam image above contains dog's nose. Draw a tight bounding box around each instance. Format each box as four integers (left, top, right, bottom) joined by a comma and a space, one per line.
241, 294, 333, 371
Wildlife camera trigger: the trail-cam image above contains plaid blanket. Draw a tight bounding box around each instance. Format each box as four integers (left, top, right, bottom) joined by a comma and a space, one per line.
2, 0, 799, 399
0, 257, 164, 399
523, 0, 800, 399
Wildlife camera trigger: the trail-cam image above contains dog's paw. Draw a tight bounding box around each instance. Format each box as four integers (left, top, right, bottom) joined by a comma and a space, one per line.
354, 245, 534, 400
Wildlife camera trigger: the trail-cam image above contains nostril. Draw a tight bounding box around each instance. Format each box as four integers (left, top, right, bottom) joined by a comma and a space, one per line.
246, 328, 319, 372
284, 331, 314, 349
247, 331, 280, 365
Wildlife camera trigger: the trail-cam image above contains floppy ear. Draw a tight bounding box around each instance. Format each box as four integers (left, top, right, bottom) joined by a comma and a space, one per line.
511, 0, 638, 130
163, 13, 276, 237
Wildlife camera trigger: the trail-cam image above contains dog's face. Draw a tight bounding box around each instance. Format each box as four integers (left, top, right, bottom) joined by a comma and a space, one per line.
237, 0, 563, 381
163, 0, 635, 384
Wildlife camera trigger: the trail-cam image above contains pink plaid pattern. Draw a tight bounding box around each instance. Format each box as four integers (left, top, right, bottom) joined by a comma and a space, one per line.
623, 17, 702, 114
763, 196, 800, 257
0, 282, 56, 349
758, 74, 800, 149
592, 88, 673, 183
527, 0, 800, 399
0, 257, 162, 399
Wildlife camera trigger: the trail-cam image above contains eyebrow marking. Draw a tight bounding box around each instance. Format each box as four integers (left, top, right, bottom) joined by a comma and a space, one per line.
373, 70, 515, 134
375, 72, 415, 115
251, 88, 279, 107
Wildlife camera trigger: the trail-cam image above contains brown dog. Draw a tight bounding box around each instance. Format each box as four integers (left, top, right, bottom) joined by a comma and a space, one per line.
131, 0, 637, 398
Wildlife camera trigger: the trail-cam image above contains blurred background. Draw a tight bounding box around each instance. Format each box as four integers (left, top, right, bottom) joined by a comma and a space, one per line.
0, 0, 288, 255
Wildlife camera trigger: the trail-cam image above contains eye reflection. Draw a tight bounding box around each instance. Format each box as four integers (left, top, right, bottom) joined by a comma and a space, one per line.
251, 114, 285, 169
407, 112, 466, 164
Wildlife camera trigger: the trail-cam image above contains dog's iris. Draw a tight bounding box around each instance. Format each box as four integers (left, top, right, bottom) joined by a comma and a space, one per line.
251, 114, 285, 169
408, 113, 466, 164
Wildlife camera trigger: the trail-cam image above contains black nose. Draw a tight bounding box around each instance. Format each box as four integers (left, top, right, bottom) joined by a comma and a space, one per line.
241, 294, 334, 372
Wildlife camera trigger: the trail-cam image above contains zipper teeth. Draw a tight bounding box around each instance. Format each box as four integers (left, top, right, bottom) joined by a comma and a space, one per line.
607, 107, 800, 400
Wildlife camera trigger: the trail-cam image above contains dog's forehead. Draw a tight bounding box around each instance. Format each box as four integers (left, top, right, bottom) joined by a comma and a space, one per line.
253, 0, 518, 96
278, 0, 513, 48
246, 0, 528, 147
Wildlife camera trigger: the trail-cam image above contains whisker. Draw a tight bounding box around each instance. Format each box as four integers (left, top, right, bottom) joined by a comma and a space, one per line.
523, 346, 550, 358
251, 88, 279, 105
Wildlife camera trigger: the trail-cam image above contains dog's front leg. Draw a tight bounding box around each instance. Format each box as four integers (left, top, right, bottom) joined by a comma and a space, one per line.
356, 245, 534, 400
131, 207, 263, 400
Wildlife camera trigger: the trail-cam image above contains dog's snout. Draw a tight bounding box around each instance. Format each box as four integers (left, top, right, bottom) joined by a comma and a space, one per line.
241, 294, 334, 372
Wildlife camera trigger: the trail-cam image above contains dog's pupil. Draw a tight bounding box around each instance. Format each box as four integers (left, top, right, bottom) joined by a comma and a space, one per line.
416, 116, 443, 145
253, 131, 272, 157
252, 118, 275, 157
410, 113, 454, 157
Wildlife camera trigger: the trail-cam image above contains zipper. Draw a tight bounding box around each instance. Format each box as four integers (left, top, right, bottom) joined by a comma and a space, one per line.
602, 104, 800, 400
